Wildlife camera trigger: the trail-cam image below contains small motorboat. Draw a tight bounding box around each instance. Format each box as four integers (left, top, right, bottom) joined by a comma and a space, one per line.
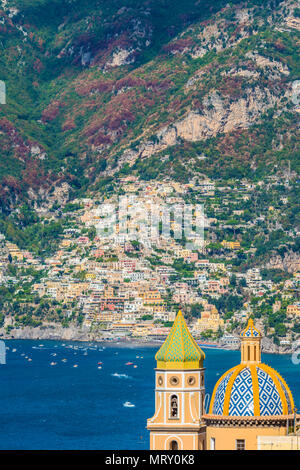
123, 401, 135, 408
125, 362, 133, 365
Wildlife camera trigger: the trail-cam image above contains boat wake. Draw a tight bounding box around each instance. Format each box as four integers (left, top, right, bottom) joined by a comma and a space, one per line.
111, 373, 131, 379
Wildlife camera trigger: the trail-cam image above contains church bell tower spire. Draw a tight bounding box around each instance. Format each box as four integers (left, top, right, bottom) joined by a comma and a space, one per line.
147, 310, 206, 450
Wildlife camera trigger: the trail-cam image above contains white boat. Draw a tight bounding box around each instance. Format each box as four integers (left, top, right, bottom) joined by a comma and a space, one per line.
123, 401, 135, 408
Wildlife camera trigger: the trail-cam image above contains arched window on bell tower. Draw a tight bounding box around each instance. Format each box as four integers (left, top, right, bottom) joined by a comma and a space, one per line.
170, 394, 179, 419
170, 440, 178, 450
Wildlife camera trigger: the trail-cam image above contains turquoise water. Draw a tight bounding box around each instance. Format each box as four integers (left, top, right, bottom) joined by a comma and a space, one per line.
0, 340, 299, 449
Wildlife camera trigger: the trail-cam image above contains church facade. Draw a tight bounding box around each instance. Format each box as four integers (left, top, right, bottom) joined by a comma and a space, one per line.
147, 311, 298, 450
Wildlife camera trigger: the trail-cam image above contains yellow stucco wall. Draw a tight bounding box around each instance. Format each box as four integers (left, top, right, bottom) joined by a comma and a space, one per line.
206, 425, 287, 450
150, 431, 206, 450
258, 435, 300, 450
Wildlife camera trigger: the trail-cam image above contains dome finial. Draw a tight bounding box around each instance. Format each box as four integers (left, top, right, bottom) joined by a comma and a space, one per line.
240, 318, 262, 364
240, 317, 261, 339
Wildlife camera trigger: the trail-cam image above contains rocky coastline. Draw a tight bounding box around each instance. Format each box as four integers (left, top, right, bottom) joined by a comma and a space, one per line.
0, 324, 294, 355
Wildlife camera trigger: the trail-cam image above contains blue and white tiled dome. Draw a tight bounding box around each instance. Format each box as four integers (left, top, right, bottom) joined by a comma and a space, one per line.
209, 318, 294, 418
210, 364, 294, 417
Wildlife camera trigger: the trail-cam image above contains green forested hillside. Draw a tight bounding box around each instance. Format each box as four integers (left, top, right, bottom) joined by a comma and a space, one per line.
0, 0, 299, 213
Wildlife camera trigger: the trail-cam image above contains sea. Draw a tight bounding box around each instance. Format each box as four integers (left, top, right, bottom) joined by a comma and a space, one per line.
0, 340, 299, 450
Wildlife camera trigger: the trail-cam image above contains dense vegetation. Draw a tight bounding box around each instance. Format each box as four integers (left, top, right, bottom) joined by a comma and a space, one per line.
0, 0, 299, 256
0, 0, 299, 206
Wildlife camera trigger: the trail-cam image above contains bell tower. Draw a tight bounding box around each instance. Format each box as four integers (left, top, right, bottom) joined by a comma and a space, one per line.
240, 318, 262, 364
147, 310, 206, 450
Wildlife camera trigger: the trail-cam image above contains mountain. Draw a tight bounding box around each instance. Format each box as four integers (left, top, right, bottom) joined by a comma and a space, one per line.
0, 0, 299, 211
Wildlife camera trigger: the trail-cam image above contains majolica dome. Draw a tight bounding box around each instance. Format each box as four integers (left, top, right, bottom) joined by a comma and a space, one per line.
210, 363, 294, 416
209, 319, 294, 417
156, 310, 205, 370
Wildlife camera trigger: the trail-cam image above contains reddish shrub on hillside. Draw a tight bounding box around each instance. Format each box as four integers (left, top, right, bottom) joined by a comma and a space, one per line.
163, 38, 194, 54
75, 79, 113, 96
274, 40, 286, 51
218, 76, 243, 98
115, 76, 146, 91
62, 118, 76, 131
0, 118, 31, 160
146, 78, 174, 93
90, 132, 112, 146
22, 160, 46, 189
2, 175, 21, 192
0, 117, 15, 134
42, 100, 65, 122
84, 118, 104, 138
33, 58, 44, 72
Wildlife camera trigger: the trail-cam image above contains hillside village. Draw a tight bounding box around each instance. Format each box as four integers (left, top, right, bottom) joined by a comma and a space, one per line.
0, 0, 299, 354
0, 174, 299, 353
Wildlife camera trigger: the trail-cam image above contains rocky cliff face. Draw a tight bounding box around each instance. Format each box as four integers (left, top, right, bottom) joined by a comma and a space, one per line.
1, 324, 101, 342
266, 251, 300, 273
116, 85, 287, 170
0, 0, 299, 205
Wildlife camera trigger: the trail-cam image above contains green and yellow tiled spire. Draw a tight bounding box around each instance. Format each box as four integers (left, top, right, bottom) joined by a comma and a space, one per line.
155, 310, 205, 370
